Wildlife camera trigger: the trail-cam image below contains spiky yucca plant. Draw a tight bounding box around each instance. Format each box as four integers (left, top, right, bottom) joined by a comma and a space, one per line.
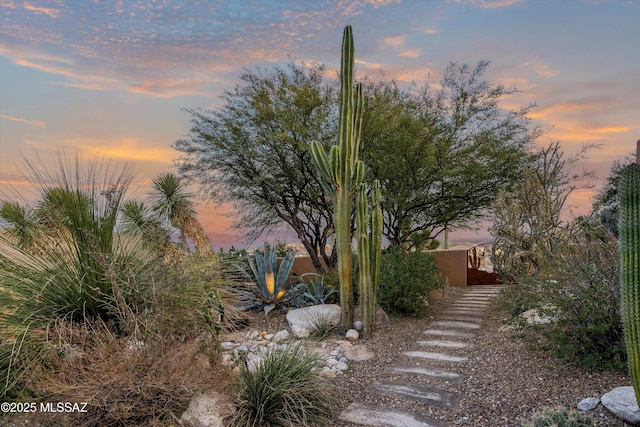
620, 140, 640, 405
310, 25, 364, 332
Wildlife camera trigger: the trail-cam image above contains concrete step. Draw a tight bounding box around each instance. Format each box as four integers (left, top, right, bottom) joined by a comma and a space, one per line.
451, 300, 490, 306
402, 350, 468, 363
442, 311, 486, 318
431, 320, 481, 330
423, 329, 476, 339
385, 364, 461, 381
339, 403, 447, 427
439, 315, 483, 323
447, 305, 488, 312
369, 381, 458, 408
417, 339, 469, 349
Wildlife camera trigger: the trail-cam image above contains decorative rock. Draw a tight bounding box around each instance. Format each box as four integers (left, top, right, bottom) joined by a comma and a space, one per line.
601, 386, 640, 425
272, 330, 290, 343
346, 329, 359, 340
220, 341, 235, 351
181, 392, 235, 427
578, 397, 600, 411
354, 304, 390, 325
247, 330, 260, 340
325, 357, 338, 367
334, 361, 349, 371
286, 304, 342, 332
264, 334, 274, 341
291, 325, 310, 338
354, 321, 363, 331
344, 344, 375, 361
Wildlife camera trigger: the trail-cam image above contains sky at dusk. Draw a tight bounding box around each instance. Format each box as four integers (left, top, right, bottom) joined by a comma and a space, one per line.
1, 0, 639, 249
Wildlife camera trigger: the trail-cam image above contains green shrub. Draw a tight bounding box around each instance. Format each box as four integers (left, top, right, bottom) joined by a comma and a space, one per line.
230, 343, 335, 426
499, 219, 625, 371
522, 407, 595, 427
377, 248, 444, 316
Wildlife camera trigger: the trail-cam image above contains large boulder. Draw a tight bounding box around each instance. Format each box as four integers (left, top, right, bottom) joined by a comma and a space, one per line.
286, 304, 342, 337
601, 386, 640, 425
181, 392, 235, 427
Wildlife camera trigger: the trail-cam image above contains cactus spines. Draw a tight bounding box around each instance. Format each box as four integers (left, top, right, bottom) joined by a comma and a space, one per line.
309, 25, 364, 333
621, 140, 640, 406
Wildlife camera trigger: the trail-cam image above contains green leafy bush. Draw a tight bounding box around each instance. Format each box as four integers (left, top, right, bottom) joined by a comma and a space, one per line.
230, 343, 335, 426
377, 248, 444, 316
522, 407, 595, 427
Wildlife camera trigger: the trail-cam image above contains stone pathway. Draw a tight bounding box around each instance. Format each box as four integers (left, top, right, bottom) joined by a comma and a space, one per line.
339, 285, 503, 427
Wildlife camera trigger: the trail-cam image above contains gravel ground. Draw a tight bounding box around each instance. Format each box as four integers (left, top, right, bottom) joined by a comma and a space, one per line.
320, 285, 631, 427
1, 285, 631, 427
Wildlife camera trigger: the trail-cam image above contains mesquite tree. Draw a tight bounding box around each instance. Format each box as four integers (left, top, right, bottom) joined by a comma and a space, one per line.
310, 25, 364, 333
620, 139, 640, 405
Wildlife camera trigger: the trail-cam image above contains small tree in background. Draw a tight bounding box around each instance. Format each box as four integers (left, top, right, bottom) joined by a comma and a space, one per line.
491, 142, 595, 280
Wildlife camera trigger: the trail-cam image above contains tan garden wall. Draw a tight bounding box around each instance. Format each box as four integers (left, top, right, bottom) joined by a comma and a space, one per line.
429, 248, 469, 287
286, 251, 471, 287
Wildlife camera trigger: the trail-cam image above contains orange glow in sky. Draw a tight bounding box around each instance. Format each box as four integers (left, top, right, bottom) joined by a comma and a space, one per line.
1, 0, 638, 248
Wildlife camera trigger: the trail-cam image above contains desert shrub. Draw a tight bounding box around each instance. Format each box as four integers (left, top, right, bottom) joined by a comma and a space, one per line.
230, 343, 335, 426
377, 248, 444, 316
0, 155, 231, 403
522, 407, 595, 427
542, 220, 624, 371
499, 219, 625, 371
26, 321, 226, 427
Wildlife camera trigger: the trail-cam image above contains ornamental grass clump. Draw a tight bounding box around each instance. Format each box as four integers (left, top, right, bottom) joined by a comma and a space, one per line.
230, 343, 335, 427
523, 407, 595, 427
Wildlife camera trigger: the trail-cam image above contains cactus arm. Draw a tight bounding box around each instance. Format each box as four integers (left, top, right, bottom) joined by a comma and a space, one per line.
339, 26, 355, 183
351, 83, 364, 166
309, 141, 333, 185
351, 160, 365, 189
357, 185, 373, 339
620, 155, 640, 406
370, 179, 383, 309
329, 146, 342, 185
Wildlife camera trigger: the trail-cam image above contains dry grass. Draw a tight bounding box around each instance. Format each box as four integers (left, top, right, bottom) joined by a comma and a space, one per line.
23, 322, 235, 427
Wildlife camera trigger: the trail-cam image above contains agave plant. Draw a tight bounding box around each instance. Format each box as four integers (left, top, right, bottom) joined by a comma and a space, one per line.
236, 243, 297, 314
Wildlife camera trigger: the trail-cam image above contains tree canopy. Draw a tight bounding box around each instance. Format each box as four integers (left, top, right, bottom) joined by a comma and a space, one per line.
174, 60, 541, 266
174, 63, 338, 270
361, 61, 539, 247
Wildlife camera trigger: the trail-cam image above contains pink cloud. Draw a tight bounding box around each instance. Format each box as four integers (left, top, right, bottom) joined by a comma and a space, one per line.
0, 114, 46, 128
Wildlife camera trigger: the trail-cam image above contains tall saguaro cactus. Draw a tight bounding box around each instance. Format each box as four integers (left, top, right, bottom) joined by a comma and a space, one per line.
310, 25, 364, 332
620, 139, 640, 406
